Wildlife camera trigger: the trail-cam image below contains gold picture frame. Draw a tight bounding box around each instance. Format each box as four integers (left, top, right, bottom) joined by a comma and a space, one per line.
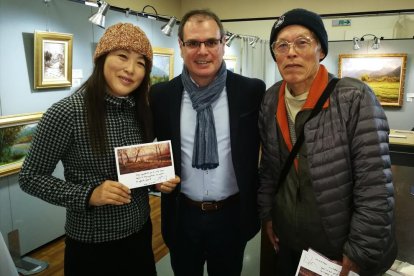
151, 47, 174, 85
34, 31, 73, 89
338, 53, 407, 107
0, 113, 43, 177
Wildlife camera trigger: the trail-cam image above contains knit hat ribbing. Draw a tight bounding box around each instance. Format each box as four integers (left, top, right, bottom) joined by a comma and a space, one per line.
269, 8, 328, 61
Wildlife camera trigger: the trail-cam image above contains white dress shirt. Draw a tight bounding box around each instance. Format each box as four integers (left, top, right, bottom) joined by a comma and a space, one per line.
180, 87, 238, 201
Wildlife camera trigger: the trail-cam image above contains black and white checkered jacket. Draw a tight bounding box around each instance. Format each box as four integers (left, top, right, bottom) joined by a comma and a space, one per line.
19, 90, 150, 243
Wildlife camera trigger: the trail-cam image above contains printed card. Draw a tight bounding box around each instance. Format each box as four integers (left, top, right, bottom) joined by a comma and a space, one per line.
115, 140, 175, 189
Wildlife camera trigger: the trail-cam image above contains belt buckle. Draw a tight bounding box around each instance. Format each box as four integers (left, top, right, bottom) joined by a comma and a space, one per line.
201, 201, 218, 211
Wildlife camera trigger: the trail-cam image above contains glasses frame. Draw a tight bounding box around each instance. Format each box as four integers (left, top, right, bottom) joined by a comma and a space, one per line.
180, 38, 224, 49
271, 36, 315, 56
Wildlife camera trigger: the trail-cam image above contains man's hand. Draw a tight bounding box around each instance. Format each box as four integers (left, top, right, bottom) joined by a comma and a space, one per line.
264, 220, 280, 253
339, 255, 360, 276
155, 175, 180, 194
89, 180, 131, 206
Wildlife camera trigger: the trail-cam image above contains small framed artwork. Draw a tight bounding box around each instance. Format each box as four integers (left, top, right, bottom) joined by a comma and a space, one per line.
224, 55, 237, 73
0, 113, 43, 177
338, 53, 407, 107
34, 31, 73, 89
151, 47, 174, 85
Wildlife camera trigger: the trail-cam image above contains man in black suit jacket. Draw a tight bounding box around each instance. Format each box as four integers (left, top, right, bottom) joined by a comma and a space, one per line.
150, 9, 265, 276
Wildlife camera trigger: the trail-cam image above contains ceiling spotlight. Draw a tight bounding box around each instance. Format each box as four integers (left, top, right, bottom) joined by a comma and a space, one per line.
352, 37, 360, 50
226, 33, 237, 47
88, 0, 110, 28
355, 34, 382, 50
85, 0, 98, 7
161, 16, 177, 36
372, 36, 381, 49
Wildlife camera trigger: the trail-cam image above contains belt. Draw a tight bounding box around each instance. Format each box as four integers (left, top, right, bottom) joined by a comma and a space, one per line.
181, 193, 240, 211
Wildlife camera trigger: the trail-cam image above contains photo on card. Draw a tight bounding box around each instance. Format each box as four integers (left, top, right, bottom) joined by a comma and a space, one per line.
115, 140, 175, 189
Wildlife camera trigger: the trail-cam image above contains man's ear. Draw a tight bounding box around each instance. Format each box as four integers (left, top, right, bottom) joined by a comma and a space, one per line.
178, 38, 183, 58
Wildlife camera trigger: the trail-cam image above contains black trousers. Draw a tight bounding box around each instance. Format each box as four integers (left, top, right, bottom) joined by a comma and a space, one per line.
169, 197, 247, 276
273, 242, 302, 276
64, 218, 156, 276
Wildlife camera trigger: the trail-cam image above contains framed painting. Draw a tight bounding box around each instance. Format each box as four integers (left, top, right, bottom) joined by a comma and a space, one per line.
224, 55, 237, 73
34, 31, 73, 89
338, 53, 407, 107
0, 113, 43, 177
151, 47, 174, 85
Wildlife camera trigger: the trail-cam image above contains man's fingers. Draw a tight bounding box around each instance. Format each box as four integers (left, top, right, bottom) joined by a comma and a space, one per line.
159, 183, 172, 192
155, 176, 180, 194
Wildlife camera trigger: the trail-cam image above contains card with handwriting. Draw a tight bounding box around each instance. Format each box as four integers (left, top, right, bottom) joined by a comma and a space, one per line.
115, 140, 175, 188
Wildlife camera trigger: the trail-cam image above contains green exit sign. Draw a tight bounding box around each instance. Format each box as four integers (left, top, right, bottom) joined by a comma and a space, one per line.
332, 19, 351, 26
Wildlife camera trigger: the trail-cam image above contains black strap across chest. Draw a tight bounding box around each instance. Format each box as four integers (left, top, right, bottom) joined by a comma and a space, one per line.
275, 78, 339, 193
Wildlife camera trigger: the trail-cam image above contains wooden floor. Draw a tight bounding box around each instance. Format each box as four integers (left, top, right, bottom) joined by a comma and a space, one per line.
26, 195, 168, 276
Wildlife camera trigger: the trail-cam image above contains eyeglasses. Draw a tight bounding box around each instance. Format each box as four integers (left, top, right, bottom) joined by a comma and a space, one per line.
181, 38, 223, 49
271, 36, 314, 55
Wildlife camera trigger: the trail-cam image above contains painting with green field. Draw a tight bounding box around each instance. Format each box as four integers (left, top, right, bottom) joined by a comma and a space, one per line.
338, 53, 407, 107
151, 47, 174, 85
0, 113, 42, 177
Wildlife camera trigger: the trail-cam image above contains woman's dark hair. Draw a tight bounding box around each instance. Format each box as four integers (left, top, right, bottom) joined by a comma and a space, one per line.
78, 54, 153, 154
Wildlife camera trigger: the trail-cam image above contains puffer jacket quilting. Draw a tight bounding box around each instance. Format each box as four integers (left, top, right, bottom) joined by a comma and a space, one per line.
258, 75, 396, 272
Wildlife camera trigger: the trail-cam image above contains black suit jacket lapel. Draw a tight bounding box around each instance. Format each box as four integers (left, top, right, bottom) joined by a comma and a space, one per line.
169, 76, 184, 176
226, 70, 240, 168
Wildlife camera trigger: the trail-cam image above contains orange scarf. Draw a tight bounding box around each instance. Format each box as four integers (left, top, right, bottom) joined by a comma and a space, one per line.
275, 65, 329, 169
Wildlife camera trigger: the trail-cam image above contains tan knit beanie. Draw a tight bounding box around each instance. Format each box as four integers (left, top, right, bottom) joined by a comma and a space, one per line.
94, 23, 153, 67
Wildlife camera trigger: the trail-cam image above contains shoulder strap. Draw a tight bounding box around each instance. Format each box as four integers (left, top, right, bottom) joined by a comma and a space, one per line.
275, 78, 339, 193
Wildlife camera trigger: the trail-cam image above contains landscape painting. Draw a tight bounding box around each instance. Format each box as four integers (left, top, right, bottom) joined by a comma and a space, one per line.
338, 53, 407, 107
151, 47, 174, 85
34, 31, 73, 89
116, 141, 173, 175
0, 113, 43, 177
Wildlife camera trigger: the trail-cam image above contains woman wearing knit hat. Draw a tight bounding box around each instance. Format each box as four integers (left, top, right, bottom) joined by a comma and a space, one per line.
258, 8, 397, 276
19, 22, 179, 275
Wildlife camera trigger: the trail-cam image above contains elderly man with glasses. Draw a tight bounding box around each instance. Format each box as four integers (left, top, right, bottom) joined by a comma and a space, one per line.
149, 9, 265, 276
258, 8, 397, 276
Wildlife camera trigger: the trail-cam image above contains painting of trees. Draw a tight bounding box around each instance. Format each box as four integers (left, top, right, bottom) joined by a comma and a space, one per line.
116, 141, 172, 175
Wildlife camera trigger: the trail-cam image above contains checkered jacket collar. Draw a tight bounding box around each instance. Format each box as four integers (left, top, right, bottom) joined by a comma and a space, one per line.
104, 92, 135, 108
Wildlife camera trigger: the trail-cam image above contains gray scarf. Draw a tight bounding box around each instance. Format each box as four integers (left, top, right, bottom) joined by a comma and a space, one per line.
181, 62, 227, 170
